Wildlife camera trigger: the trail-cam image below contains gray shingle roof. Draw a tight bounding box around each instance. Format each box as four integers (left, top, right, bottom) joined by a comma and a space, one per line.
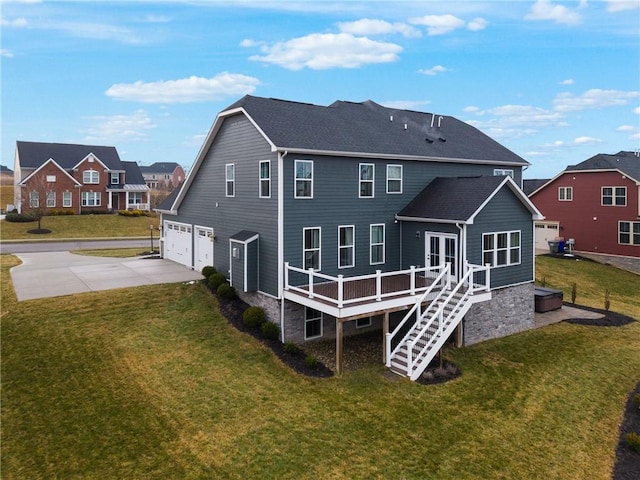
397, 176, 507, 222
224, 96, 529, 165
565, 150, 640, 181
139, 162, 182, 174
16, 141, 122, 170
523, 179, 550, 196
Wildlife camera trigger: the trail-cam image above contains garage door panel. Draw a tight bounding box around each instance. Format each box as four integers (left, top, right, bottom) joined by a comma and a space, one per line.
164, 222, 192, 268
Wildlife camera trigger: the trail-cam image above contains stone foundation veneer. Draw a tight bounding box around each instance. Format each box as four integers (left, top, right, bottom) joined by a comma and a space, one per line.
462, 282, 535, 346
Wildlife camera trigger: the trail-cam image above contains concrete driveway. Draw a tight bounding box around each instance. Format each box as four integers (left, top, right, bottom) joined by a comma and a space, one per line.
10, 251, 203, 301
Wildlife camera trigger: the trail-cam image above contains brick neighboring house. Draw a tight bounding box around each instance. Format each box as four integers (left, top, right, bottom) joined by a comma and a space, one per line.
140, 162, 185, 190
528, 150, 640, 257
14, 141, 150, 214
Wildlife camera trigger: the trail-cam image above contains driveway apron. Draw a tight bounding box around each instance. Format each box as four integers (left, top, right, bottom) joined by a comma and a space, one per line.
10, 251, 203, 301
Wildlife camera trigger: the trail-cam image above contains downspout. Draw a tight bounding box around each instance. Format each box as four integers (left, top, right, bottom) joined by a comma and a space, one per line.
278, 150, 287, 342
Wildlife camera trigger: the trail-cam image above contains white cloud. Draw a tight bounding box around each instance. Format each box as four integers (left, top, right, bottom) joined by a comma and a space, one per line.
1, 49, 14, 58
381, 100, 431, 110
463, 105, 483, 114
418, 65, 448, 76
0, 16, 28, 27
617, 125, 636, 132
525, 0, 582, 26
553, 89, 640, 112
240, 38, 262, 48
465, 103, 564, 140
409, 14, 466, 36
634, 107, 640, 114
337, 18, 421, 38
558, 78, 574, 85
83, 110, 156, 143
488, 104, 564, 126
247, 33, 402, 70
105, 72, 261, 103
467, 17, 488, 31
573, 136, 602, 145
605, 0, 640, 12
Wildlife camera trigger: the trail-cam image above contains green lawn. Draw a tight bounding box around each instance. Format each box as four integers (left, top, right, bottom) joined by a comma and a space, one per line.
1, 254, 639, 479
0, 214, 160, 240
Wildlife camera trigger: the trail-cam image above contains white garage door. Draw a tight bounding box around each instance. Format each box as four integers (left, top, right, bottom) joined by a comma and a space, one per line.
195, 227, 214, 273
164, 221, 192, 268
534, 222, 560, 252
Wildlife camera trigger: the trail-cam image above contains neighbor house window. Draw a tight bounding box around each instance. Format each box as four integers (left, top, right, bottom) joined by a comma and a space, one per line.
83, 169, 99, 184
295, 160, 313, 198
356, 317, 372, 328
63, 191, 72, 207
46, 175, 56, 182
259, 160, 270, 198
225, 164, 235, 197
619, 221, 640, 246
304, 307, 323, 340
370, 224, 385, 265
303, 227, 321, 270
46, 191, 55, 207
29, 191, 39, 208
110, 172, 120, 184
386, 164, 402, 193
338, 225, 355, 268
558, 186, 573, 201
82, 191, 101, 207
494, 169, 514, 177
359, 163, 374, 198
602, 187, 626, 206
483, 231, 521, 267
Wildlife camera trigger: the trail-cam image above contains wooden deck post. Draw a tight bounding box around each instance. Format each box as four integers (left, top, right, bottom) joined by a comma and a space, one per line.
382, 312, 389, 364
336, 319, 343, 375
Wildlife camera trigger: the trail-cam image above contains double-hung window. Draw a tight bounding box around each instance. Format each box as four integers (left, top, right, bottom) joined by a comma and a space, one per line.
226, 164, 235, 197
338, 226, 354, 268
303, 227, 321, 270
110, 172, 120, 184
386, 165, 402, 193
46, 191, 55, 207
483, 231, 521, 267
83, 169, 99, 184
63, 191, 72, 207
370, 224, 385, 265
259, 160, 270, 198
619, 221, 640, 246
558, 186, 573, 201
602, 186, 626, 206
295, 160, 313, 198
29, 191, 39, 208
359, 163, 374, 197
82, 191, 101, 207
305, 307, 323, 340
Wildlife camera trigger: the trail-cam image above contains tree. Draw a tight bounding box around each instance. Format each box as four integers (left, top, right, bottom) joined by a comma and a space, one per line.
22, 175, 53, 232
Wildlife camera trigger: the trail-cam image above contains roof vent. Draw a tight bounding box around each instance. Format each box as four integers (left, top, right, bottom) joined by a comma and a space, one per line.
389, 115, 393, 122
404, 124, 408, 130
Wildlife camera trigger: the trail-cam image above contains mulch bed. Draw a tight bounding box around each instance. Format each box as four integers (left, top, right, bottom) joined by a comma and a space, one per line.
562, 302, 636, 327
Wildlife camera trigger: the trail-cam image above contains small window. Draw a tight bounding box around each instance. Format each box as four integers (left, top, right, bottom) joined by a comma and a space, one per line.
29, 191, 39, 208
303, 227, 321, 270
338, 225, 354, 268
46, 175, 56, 182
259, 160, 270, 198
226, 164, 235, 197
619, 221, 640, 246
295, 160, 313, 198
558, 186, 572, 201
110, 172, 120, 184
356, 317, 372, 329
602, 186, 626, 206
370, 224, 385, 265
83, 170, 99, 184
305, 307, 323, 340
46, 191, 55, 207
63, 191, 72, 208
482, 231, 520, 267
494, 169, 514, 177
386, 165, 402, 193
359, 163, 374, 198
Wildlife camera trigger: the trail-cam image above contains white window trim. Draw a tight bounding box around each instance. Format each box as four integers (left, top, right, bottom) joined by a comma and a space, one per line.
259, 160, 271, 198
226, 164, 235, 197
558, 186, 573, 201
46, 175, 56, 183
29, 191, 39, 208
303, 227, 321, 270
370, 223, 385, 265
83, 169, 99, 184
82, 191, 101, 207
110, 172, 120, 184
46, 191, 55, 208
356, 317, 372, 329
63, 191, 72, 208
619, 221, 640, 246
294, 160, 313, 199
338, 225, 355, 269
494, 168, 514, 177
359, 163, 375, 198
304, 307, 323, 340
602, 186, 626, 206
386, 164, 402, 194
482, 230, 521, 268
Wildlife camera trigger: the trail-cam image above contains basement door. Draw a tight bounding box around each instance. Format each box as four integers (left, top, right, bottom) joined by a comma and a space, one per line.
425, 232, 458, 280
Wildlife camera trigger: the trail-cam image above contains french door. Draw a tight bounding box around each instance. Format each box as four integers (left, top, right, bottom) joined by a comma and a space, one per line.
425, 232, 458, 280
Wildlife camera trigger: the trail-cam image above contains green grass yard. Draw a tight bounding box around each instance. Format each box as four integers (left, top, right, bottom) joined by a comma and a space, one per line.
1, 253, 639, 479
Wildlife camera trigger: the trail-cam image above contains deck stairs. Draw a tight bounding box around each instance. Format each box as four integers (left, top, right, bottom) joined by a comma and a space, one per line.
386, 264, 477, 381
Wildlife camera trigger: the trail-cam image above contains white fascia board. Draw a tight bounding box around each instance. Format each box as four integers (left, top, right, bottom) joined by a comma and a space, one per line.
468, 176, 544, 223
394, 215, 468, 225
18, 158, 81, 186
71, 152, 110, 171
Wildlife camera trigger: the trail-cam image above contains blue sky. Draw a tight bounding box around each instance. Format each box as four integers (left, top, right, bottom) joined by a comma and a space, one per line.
2, 0, 639, 179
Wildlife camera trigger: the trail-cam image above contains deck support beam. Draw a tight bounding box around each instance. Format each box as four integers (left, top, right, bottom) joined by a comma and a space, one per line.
336, 319, 343, 375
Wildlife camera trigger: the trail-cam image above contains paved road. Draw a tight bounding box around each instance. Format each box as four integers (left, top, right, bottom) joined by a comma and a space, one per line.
0, 238, 155, 254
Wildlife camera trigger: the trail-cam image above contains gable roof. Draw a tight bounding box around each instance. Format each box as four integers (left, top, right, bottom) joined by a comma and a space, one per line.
17, 157, 81, 187
523, 179, 549, 196
396, 175, 543, 224
121, 161, 148, 188
0, 165, 13, 174
565, 150, 640, 182
139, 162, 183, 174
16, 141, 123, 171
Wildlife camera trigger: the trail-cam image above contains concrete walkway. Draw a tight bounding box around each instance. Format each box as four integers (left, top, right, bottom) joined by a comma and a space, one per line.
10, 251, 203, 301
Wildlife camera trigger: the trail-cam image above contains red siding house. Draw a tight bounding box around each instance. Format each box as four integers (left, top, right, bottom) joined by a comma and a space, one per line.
529, 151, 640, 257
139, 162, 185, 190
14, 141, 150, 214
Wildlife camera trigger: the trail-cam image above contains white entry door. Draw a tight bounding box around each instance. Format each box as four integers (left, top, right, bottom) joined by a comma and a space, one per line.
425, 232, 458, 279
195, 227, 214, 273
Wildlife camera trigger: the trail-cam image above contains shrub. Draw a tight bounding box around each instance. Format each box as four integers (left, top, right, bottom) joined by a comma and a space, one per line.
80, 210, 110, 215
5, 212, 36, 223
626, 432, 640, 453
201, 265, 217, 278
243, 306, 266, 328
208, 273, 227, 290
261, 321, 279, 340
571, 282, 577, 304
305, 355, 318, 369
118, 209, 148, 217
283, 341, 298, 355
48, 209, 74, 216
216, 282, 236, 300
